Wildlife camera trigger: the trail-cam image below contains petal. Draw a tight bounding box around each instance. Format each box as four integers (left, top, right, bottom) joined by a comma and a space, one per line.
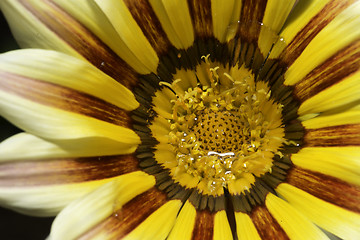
293, 38, 360, 110
304, 124, 360, 147
273, 0, 355, 61
0, 0, 142, 86
284, 1, 360, 86
266, 193, 329, 240
0, 51, 140, 152
187, 0, 212, 39
302, 104, 360, 129
298, 70, 360, 115
213, 210, 233, 240
0, 177, 114, 217
49, 171, 155, 240
286, 166, 360, 214
0, 153, 139, 216
291, 147, 360, 185
149, 0, 194, 49
167, 200, 196, 240
249, 205, 289, 239
0, 155, 139, 187
234, 212, 261, 240
212, 0, 240, 42
0, 49, 138, 111
258, 0, 297, 54
276, 183, 360, 240
93, 0, 159, 73
0, 133, 138, 160
119, 0, 172, 56
75, 187, 181, 240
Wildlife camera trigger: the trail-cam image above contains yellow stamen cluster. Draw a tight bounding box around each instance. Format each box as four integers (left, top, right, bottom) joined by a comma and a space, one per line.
167, 58, 285, 195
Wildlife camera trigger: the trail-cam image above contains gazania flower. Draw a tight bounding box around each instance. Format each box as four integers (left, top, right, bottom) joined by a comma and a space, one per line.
0, 0, 359, 239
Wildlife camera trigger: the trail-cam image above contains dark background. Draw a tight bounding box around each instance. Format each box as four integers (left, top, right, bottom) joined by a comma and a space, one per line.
0, 11, 54, 240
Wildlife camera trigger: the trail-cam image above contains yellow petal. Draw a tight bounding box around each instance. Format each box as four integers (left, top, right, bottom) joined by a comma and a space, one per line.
94, 0, 159, 74
279, 0, 331, 45
298, 70, 360, 115
266, 193, 329, 240
212, 0, 237, 42
291, 147, 360, 185
149, 0, 194, 49
235, 212, 261, 240
284, 2, 360, 85
258, 0, 296, 55
122, 200, 181, 240
277, 183, 360, 240
304, 124, 360, 147
249, 205, 289, 239
0, 49, 138, 111
213, 210, 233, 240
167, 200, 196, 240
49, 171, 155, 240
302, 104, 360, 129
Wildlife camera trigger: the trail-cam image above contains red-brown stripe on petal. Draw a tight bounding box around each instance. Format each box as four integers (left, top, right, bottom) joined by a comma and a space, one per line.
304, 124, 360, 147
123, 0, 172, 56
286, 166, 360, 213
238, 0, 267, 43
187, 0, 213, 39
294, 40, 360, 102
0, 72, 132, 127
78, 187, 168, 239
0, 155, 139, 186
192, 209, 214, 240
279, 0, 355, 67
250, 205, 289, 240
19, 0, 139, 89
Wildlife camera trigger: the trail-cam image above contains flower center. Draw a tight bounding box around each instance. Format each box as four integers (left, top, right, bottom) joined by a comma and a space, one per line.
165, 60, 285, 195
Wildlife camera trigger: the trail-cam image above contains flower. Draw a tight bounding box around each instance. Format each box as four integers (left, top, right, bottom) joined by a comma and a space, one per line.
0, 0, 359, 239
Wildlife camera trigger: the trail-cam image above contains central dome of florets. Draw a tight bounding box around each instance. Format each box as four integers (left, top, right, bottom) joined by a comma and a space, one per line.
162, 59, 286, 195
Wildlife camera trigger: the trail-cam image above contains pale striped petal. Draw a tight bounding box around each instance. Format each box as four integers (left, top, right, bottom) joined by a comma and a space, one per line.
49, 171, 155, 239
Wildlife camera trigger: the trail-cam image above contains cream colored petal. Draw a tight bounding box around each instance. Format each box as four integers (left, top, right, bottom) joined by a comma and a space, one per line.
49, 171, 155, 240
0, 0, 81, 57
235, 212, 261, 240
291, 147, 360, 186
94, 0, 159, 73
149, 0, 194, 49
0, 0, 153, 75
284, 2, 360, 86
298, 70, 360, 115
0, 91, 139, 153
53, 0, 157, 74
0, 49, 138, 111
0, 133, 103, 161
266, 193, 329, 240
276, 183, 360, 240
0, 177, 116, 217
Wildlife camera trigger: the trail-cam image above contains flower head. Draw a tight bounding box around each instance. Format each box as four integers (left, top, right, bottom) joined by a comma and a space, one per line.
0, 0, 359, 239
